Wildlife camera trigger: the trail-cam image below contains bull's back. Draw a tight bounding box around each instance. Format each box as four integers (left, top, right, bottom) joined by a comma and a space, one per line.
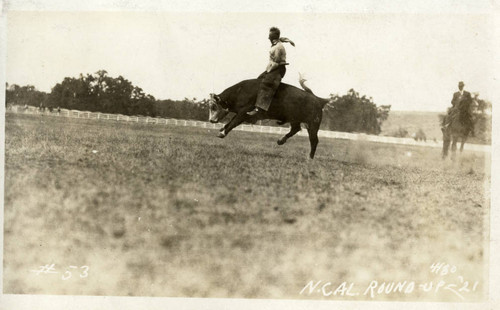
232, 79, 318, 105
225, 79, 323, 123
274, 82, 323, 122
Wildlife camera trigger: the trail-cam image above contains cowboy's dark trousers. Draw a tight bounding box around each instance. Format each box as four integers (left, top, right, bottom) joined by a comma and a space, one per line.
255, 66, 286, 111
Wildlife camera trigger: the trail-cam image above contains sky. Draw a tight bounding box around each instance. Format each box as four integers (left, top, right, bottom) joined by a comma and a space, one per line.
4, 3, 498, 112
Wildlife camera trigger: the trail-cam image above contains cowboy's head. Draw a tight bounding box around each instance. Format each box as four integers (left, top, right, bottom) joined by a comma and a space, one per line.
268, 27, 280, 42
458, 81, 465, 91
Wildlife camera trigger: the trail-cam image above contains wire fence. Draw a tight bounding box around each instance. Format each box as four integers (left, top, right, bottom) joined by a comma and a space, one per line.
6, 105, 490, 153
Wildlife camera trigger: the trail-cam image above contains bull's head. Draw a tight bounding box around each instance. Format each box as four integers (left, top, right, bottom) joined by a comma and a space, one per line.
208, 93, 229, 123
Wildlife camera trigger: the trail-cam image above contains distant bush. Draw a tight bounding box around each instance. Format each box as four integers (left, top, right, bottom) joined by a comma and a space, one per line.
414, 129, 426, 142
6, 83, 48, 108
322, 89, 391, 135
472, 110, 491, 144
391, 127, 409, 138
154, 98, 209, 121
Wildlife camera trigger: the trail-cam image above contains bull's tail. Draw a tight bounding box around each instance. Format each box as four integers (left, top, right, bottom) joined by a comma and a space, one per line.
298, 72, 313, 94
298, 73, 330, 108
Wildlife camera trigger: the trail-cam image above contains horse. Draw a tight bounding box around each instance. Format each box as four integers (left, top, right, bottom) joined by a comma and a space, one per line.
441, 97, 474, 160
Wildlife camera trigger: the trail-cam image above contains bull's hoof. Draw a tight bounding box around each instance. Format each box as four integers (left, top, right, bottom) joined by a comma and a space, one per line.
277, 138, 286, 145
217, 132, 226, 139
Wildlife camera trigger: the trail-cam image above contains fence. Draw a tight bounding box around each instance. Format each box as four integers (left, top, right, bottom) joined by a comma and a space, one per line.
6, 105, 491, 153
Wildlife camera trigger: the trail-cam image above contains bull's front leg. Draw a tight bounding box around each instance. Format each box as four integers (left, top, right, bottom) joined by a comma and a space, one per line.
217, 112, 249, 138
217, 124, 228, 138
218, 114, 237, 135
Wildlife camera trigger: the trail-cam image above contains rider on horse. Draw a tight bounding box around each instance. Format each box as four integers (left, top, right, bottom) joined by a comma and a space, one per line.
442, 81, 474, 135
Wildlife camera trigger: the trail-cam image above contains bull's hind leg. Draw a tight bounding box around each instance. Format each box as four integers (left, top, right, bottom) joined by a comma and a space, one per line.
277, 122, 301, 145
307, 123, 320, 159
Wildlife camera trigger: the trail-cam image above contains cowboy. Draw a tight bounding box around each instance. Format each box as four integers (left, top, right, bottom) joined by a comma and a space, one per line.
247, 27, 295, 116
451, 81, 472, 108
442, 81, 473, 130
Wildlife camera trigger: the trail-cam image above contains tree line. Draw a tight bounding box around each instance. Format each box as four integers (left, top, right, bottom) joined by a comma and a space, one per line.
6, 84, 48, 108
47, 70, 156, 116
4, 69, 423, 136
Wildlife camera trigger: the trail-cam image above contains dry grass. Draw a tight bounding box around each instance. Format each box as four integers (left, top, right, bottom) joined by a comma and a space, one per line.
3, 113, 490, 301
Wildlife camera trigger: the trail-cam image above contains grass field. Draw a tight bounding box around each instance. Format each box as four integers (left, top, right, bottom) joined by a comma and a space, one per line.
3, 113, 490, 301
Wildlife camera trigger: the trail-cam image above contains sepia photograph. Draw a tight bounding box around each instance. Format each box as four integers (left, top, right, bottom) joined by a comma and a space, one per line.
1, 0, 498, 309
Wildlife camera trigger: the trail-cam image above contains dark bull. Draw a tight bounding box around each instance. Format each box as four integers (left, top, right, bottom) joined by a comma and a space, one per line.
209, 78, 329, 159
